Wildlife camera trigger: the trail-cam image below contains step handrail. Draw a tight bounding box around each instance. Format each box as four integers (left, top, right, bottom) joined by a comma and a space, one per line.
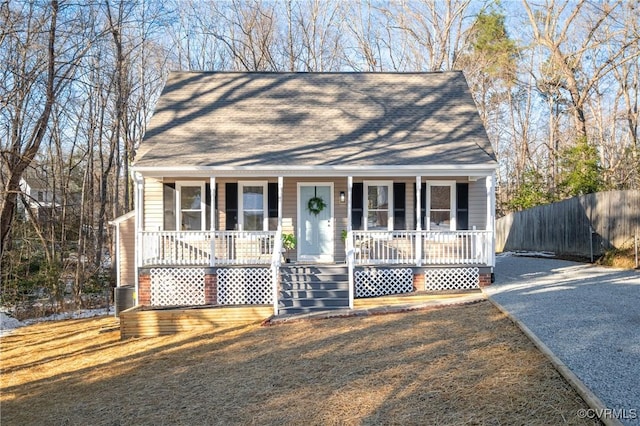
271, 229, 283, 316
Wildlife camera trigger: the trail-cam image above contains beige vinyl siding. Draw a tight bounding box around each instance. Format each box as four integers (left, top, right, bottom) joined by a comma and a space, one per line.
143, 177, 163, 231
468, 179, 487, 230
142, 175, 491, 262
217, 178, 227, 230
118, 214, 136, 286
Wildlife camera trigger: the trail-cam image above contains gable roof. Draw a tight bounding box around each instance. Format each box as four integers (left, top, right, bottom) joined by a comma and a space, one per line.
20, 165, 53, 191
134, 71, 496, 174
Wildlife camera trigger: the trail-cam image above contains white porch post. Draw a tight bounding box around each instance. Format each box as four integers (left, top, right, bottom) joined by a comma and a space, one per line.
210, 177, 216, 267
347, 176, 354, 309
134, 172, 144, 304
486, 173, 496, 268
273, 176, 284, 315
347, 176, 353, 234
277, 176, 283, 231
415, 176, 422, 266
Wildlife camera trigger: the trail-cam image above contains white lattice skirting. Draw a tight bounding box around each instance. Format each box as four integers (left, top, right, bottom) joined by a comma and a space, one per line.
425, 267, 479, 291
217, 268, 273, 305
355, 268, 413, 298
150, 267, 206, 306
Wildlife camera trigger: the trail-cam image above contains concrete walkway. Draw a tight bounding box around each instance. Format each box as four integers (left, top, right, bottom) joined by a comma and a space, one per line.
485, 255, 640, 425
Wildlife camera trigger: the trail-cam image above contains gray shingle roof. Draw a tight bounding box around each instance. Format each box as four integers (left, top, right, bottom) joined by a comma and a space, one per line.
134, 72, 496, 169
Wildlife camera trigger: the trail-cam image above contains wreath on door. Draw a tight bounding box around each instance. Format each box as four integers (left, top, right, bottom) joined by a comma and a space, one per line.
307, 196, 326, 215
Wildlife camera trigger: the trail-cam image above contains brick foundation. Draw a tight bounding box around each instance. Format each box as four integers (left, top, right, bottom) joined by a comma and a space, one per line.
479, 272, 492, 288
204, 272, 218, 305
413, 273, 425, 291
138, 271, 151, 305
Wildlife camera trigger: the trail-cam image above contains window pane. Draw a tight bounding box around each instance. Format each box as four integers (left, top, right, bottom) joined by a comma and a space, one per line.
430, 186, 450, 210
368, 186, 388, 210
242, 185, 264, 230
182, 211, 202, 230
367, 210, 388, 230
181, 186, 201, 209
243, 212, 263, 231
430, 211, 450, 230
367, 185, 390, 230
243, 186, 263, 209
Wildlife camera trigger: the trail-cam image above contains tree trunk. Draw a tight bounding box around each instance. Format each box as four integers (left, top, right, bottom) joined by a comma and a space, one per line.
0, 0, 59, 260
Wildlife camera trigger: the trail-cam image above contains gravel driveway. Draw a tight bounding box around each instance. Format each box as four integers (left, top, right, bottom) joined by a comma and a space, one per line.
485, 255, 640, 425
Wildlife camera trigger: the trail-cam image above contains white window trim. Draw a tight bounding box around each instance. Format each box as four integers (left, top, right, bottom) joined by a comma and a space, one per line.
176, 181, 206, 231
363, 180, 394, 231
426, 181, 456, 231
238, 181, 268, 231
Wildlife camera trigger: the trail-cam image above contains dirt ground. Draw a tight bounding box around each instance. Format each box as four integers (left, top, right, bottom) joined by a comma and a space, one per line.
1, 301, 600, 425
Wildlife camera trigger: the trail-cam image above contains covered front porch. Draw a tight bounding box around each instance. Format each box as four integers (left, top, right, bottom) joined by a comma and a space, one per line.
129, 172, 496, 315
134, 229, 493, 316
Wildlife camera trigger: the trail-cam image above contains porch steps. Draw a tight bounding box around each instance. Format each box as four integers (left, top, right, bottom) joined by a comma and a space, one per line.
278, 265, 350, 315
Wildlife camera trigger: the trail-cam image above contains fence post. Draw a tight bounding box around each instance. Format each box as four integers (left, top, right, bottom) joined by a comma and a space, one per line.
635, 226, 638, 269
589, 226, 594, 263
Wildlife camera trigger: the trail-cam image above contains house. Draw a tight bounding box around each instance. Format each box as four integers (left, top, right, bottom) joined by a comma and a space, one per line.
122, 71, 497, 316
18, 167, 60, 224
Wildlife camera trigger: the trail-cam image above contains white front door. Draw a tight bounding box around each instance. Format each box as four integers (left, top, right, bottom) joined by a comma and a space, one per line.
298, 184, 333, 262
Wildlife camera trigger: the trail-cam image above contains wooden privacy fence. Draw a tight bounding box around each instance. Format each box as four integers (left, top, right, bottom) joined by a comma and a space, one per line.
496, 190, 640, 259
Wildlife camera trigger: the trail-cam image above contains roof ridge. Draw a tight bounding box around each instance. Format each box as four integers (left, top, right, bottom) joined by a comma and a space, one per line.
167, 70, 464, 76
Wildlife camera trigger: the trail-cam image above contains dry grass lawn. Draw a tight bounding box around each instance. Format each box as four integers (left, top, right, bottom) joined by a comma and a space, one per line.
1, 301, 599, 425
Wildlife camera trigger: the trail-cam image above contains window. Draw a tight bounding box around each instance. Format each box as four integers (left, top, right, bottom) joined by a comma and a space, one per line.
163, 183, 176, 230
239, 182, 267, 231
177, 182, 206, 230
164, 181, 213, 231
364, 181, 393, 230
427, 182, 456, 231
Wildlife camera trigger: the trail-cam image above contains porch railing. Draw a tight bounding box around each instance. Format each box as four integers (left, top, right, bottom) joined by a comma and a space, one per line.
140, 229, 492, 267
351, 230, 492, 266
140, 230, 276, 266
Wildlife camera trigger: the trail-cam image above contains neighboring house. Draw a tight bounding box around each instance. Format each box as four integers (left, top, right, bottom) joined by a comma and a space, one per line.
18, 168, 60, 224
120, 71, 497, 315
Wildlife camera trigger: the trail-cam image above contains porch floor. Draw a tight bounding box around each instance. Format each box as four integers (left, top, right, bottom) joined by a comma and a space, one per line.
119, 289, 485, 338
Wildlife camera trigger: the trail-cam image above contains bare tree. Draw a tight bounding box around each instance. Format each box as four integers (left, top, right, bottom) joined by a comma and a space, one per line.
208, 0, 280, 71
293, 0, 345, 71
393, 0, 475, 71
0, 0, 87, 260
523, 0, 640, 141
